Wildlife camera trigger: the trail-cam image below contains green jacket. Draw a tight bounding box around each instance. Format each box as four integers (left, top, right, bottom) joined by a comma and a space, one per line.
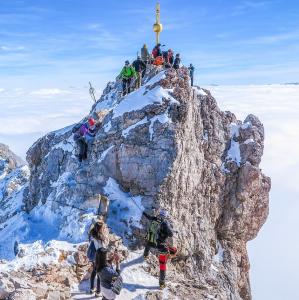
120, 66, 137, 79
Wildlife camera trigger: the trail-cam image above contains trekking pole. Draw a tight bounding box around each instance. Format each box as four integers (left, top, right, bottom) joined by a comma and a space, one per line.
89, 81, 96, 103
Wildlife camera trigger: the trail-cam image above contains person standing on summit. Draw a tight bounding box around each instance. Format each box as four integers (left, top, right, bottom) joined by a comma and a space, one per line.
152, 43, 162, 58
141, 44, 150, 64
173, 53, 181, 70
132, 56, 146, 89
188, 63, 195, 86
120, 60, 137, 96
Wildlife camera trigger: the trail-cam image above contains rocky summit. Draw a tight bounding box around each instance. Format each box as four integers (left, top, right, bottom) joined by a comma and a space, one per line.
0, 66, 270, 300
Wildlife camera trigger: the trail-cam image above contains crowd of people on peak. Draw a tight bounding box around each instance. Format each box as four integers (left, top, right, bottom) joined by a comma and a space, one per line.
86, 200, 177, 299
119, 43, 196, 96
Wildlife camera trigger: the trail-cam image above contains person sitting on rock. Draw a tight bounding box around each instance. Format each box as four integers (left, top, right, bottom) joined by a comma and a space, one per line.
132, 56, 146, 89
73, 118, 97, 162
120, 60, 137, 96
88, 220, 110, 297
143, 208, 177, 289
96, 248, 122, 300
173, 53, 181, 70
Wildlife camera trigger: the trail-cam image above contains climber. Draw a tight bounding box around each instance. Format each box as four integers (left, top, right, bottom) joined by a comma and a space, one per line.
143, 209, 177, 289
73, 118, 97, 162
87, 219, 110, 297
96, 248, 122, 300
188, 63, 195, 86
173, 53, 181, 70
132, 56, 146, 89
141, 44, 150, 64
152, 43, 162, 58
120, 60, 137, 96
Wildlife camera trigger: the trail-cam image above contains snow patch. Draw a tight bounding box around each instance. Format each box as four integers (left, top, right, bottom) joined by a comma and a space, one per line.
104, 178, 143, 242
149, 113, 171, 141
226, 123, 241, 166
98, 145, 114, 163
122, 117, 148, 138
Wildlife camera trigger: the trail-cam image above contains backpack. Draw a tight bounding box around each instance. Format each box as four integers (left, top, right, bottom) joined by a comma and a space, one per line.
146, 219, 161, 246
152, 48, 158, 58
87, 240, 96, 262
111, 274, 123, 295
72, 122, 83, 134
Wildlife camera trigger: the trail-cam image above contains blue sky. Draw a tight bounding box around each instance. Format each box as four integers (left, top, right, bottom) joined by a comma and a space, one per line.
0, 0, 299, 88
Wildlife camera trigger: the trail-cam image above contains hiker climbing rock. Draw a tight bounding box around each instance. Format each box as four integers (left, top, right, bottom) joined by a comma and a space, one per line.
96, 248, 122, 300
132, 56, 146, 89
120, 60, 137, 96
173, 53, 181, 70
188, 63, 195, 86
73, 118, 97, 162
141, 44, 150, 64
87, 219, 110, 297
143, 209, 177, 289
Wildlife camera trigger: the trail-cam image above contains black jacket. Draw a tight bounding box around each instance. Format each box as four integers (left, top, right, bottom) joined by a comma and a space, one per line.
132, 59, 146, 72
173, 57, 181, 69
143, 212, 173, 245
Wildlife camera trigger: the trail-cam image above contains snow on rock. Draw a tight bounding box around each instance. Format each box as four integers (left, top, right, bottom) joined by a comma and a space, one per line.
104, 178, 143, 241
98, 145, 115, 162
122, 117, 148, 138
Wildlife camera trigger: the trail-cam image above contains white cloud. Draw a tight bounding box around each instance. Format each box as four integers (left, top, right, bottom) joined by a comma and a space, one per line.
29, 88, 72, 97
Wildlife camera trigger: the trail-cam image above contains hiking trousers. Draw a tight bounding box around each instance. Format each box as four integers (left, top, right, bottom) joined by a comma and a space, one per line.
143, 241, 157, 257
135, 72, 142, 89
122, 78, 132, 95
76, 137, 88, 161
90, 262, 101, 292
158, 245, 177, 285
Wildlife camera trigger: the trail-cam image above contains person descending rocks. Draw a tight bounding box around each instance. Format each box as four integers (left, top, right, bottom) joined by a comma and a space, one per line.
87, 219, 110, 297
152, 43, 162, 59
73, 118, 97, 162
141, 44, 150, 64
188, 63, 195, 86
132, 56, 146, 89
96, 248, 122, 300
143, 208, 177, 289
173, 53, 181, 70
120, 60, 137, 96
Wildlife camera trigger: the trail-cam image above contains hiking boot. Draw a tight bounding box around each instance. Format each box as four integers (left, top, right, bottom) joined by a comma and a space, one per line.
159, 282, 166, 290
95, 290, 101, 297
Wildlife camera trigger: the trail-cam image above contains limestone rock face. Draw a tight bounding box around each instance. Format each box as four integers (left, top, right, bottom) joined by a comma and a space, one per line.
1, 66, 270, 299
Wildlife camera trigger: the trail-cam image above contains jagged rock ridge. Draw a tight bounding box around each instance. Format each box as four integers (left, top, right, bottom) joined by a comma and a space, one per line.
0, 66, 270, 300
